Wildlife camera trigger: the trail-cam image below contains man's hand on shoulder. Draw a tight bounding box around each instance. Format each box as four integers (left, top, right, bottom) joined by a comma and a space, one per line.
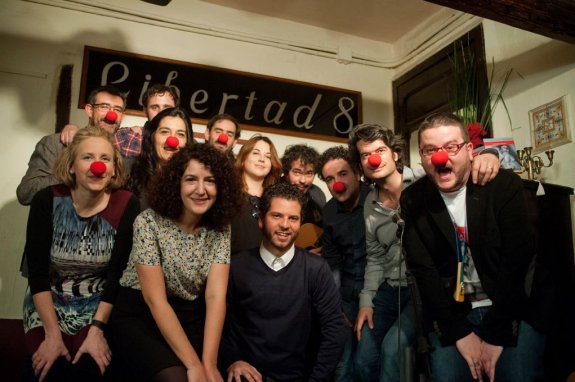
59, 124, 79, 146
227, 361, 262, 382
471, 150, 500, 185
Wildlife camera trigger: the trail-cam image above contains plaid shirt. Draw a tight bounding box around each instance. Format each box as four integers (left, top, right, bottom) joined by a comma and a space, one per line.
114, 127, 142, 157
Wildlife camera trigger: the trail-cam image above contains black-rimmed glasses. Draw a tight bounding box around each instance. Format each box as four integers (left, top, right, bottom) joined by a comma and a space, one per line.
91, 103, 125, 114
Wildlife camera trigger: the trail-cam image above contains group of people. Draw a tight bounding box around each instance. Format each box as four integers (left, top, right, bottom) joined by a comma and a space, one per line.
16, 84, 547, 382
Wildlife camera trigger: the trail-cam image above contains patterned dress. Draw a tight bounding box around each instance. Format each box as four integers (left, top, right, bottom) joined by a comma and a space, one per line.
119, 208, 231, 298
23, 185, 139, 335
110, 208, 231, 379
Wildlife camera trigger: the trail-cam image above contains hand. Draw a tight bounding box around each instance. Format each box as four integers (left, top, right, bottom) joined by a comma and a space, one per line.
187, 362, 208, 382
129, 125, 143, 135
72, 325, 111, 375
227, 360, 262, 382
32, 335, 71, 382
480, 341, 503, 381
455, 332, 484, 381
471, 152, 500, 185
59, 124, 79, 146
354, 306, 374, 341
203, 363, 224, 382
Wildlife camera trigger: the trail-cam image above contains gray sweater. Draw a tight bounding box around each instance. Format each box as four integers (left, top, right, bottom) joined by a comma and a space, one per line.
358, 166, 424, 308
17, 133, 64, 205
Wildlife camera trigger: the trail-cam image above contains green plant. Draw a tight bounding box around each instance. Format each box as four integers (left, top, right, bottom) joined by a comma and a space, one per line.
450, 39, 516, 147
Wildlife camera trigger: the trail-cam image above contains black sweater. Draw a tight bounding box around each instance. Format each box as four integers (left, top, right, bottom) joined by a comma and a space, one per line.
220, 247, 345, 381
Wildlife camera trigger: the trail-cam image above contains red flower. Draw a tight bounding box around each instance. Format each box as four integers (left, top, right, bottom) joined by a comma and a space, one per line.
467, 122, 487, 148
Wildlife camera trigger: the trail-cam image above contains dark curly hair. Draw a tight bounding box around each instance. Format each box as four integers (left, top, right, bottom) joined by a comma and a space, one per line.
317, 146, 357, 182
281, 144, 320, 176
259, 182, 306, 219
147, 144, 242, 231
126, 107, 194, 197
348, 123, 405, 174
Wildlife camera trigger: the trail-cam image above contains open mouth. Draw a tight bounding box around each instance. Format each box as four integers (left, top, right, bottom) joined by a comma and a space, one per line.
436, 166, 453, 179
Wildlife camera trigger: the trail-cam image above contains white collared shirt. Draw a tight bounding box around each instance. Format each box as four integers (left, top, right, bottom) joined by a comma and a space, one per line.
260, 243, 295, 271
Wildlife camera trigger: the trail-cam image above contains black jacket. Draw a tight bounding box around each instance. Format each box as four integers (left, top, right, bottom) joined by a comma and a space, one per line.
401, 170, 536, 347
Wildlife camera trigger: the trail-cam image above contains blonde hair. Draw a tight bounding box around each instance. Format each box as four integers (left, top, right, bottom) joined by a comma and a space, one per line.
53, 126, 125, 190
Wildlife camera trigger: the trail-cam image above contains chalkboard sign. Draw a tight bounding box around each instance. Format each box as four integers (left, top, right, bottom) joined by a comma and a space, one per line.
80, 46, 362, 142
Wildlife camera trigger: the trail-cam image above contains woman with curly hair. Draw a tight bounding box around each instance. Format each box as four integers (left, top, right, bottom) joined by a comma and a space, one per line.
230, 135, 282, 255
125, 107, 195, 207
109, 144, 242, 382
22, 127, 139, 381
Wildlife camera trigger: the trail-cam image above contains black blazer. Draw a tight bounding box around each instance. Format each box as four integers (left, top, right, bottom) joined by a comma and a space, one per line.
401, 170, 535, 347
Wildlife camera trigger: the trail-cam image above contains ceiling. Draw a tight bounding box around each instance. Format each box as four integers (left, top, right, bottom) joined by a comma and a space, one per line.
200, 0, 445, 44
198, 0, 575, 45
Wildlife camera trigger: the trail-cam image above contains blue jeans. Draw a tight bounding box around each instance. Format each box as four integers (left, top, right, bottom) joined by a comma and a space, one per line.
336, 297, 379, 382
428, 307, 546, 382
342, 282, 415, 382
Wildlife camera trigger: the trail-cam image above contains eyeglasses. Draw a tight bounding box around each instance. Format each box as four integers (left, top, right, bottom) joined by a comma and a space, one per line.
420, 142, 468, 157
91, 103, 125, 114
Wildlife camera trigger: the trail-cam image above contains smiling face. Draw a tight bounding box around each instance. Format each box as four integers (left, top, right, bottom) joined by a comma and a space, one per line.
259, 197, 302, 257
420, 124, 473, 193
70, 137, 116, 193
85, 91, 125, 133
321, 158, 361, 210
287, 159, 316, 194
154, 116, 188, 163
356, 139, 399, 183
180, 159, 217, 219
243, 139, 272, 180
204, 119, 237, 153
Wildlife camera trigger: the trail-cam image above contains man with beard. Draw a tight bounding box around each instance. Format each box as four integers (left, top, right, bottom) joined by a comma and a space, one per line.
317, 146, 376, 381
401, 112, 545, 381
58, 84, 179, 157
17, 85, 126, 205
349, 122, 500, 381
220, 182, 345, 382
281, 144, 326, 227
204, 113, 241, 158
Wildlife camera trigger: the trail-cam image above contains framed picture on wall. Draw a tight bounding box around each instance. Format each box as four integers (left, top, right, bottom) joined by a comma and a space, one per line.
483, 137, 522, 170
529, 96, 571, 153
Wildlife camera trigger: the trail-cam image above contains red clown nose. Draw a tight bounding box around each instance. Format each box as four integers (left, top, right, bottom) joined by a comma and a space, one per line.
367, 153, 381, 167
217, 134, 229, 144
431, 151, 449, 167
90, 161, 107, 176
332, 181, 346, 193
104, 111, 118, 124
165, 136, 179, 148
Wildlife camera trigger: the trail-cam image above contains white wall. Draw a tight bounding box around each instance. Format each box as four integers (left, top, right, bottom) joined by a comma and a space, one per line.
483, 20, 575, 245
404, 19, 575, 263
2, 1, 574, 319
0, 0, 393, 318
